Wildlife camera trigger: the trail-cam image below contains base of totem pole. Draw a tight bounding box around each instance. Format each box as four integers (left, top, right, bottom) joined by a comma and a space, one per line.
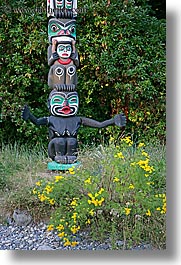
47, 161, 81, 171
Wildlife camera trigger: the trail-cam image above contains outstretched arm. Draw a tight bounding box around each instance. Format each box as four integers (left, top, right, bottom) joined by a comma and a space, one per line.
81, 113, 126, 128
22, 105, 48, 126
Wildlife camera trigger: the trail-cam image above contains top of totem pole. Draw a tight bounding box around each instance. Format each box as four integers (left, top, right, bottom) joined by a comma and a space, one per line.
47, 0, 78, 18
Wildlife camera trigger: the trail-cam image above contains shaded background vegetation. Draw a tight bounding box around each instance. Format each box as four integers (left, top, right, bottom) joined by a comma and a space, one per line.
0, 0, 166, 147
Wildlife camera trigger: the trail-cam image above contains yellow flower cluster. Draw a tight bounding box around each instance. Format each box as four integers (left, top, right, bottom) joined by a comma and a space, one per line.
71, 212, 79, 223
87, 188, 105, 207
70, 198, 78, 208
136, 158, 154, 174
63, 237, 78, 247
33, 181, 56, 205
70, 225, 80, 234
155, 193, 166, 214
55, 217, 79, 247
121, 136, 133, 146
114, 151, 124, 159
44, 184, 53, 194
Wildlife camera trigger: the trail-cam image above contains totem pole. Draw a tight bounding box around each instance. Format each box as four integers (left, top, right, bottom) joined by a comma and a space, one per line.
22, 0, 126, 170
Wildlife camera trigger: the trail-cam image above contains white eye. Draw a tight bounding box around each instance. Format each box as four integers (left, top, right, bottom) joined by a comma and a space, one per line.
55, 67, 64, 77
69, 25, 75, 34
51, 24, 58, 32
67, 66, 75, 76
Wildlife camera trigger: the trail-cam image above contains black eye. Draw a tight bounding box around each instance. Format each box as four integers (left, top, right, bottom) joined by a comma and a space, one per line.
69, 26, 75, 33
51, 24, 58, 32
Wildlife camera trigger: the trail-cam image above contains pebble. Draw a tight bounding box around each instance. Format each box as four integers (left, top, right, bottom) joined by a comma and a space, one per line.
0, 222, 153, 250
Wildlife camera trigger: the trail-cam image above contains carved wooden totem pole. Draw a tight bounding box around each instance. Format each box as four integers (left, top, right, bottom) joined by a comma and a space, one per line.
22, 0, 126, 170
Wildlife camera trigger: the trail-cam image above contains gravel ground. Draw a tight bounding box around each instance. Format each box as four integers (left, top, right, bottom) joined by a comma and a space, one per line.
0, 222, 154, 251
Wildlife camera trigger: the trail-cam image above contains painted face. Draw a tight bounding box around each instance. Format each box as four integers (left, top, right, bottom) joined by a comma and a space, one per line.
57, 44, 72, 58
49, 0, 73, 9
65, 0, 73, 9
50, 91, 79, 117
48, 18, 76, 43
55, 0, 64, 9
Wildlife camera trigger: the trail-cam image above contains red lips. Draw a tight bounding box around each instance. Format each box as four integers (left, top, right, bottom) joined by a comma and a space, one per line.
62, 53, 69, 57
60, 106, 71, 114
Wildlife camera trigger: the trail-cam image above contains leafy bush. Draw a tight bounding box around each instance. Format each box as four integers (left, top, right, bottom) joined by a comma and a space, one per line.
0, 0, 165, 146
33, 136, 166, 249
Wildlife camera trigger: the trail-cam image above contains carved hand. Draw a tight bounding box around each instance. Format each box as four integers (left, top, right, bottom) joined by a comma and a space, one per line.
22, 105, 30, 121
114, 113, 126, 127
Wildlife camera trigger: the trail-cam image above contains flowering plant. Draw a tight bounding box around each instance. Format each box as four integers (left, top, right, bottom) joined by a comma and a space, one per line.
33, 136, 166, 249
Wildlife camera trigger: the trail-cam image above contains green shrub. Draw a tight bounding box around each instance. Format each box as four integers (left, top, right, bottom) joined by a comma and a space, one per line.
0, 0, 166, 146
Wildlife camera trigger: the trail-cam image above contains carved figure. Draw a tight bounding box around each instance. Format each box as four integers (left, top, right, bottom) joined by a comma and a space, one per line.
47, 17, 78, 90
47, 0, 77, 18
48, 39, 79, 90
22, 90, 126, 164
48, 18, 76, 44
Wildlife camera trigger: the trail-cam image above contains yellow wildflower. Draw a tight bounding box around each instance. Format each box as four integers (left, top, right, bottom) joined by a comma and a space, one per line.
56, 224, 64, 231
146, 181, 154, 186
142, 151, 149, 158
71, 225, 80, 234
124, 207, 131, 215
138, 142, 145, 148
86, 219, 91, 225
89, 209, 94, 216
44, 185, 53, 194
98, 197, 105, 206
58, 232, 66, 238
98, 188, 104, 195
91, 198, 99, 206
146, 209, 151, 216
114, 152, 124, 159
113, 177, 119, 182
87, 193, 94, 199
109, 136, 115, 143
129, 183, 135, 189
38, 193, 47, 202
161, 202, 166, 214
71, 212, 78, 223
71, 241, 78, 247
121, 136, 133, 146
84, 177, 91, 184
63, 238, 71, 246
47, 224, 54, 231
32, 188, 37, 195
35, 181, 41, 186
69, 167, 75, 175
130, 162, 136, 166
70, 199, 78, 207
49, 198, 55, 205
54, 175, 64, 182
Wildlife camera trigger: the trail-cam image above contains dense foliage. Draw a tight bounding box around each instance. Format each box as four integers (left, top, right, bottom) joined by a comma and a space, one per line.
0, 0, 166, 146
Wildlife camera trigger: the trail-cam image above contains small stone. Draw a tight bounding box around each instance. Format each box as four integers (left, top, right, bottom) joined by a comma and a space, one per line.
37, 245, 54, 250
